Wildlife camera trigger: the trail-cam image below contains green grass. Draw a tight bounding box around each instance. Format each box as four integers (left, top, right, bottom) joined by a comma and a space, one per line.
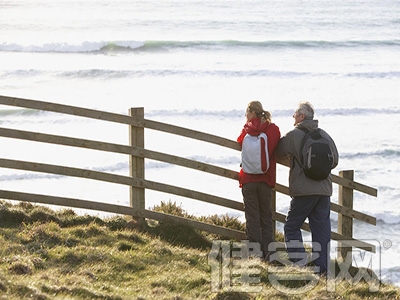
0, 200, 398, 299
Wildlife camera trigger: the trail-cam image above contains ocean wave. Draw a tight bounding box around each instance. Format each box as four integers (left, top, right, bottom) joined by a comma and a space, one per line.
1, 39, 399, 53
3, 67, 398, 79
0, 41, 145, 53
75, 69, 400, 79
376, 214, 400, 225
341, 149, 400, 160
57, 69, 315, 79
1, 106, 398, 120
2, 67, 388, 81
0, 173, 63, 181
346, 71, 400, 79
137, 156, 240, 169
137, 39, 400, 52
0, 107, 46, 118
0, 156, 239, 182
147, 107, 400, 119
0, 163, 130, 183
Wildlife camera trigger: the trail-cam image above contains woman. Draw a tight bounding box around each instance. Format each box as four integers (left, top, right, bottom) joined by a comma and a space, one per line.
237, 101, 281, 259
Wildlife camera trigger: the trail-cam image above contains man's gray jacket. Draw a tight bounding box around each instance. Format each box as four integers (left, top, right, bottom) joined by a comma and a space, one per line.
276, 119, 339, 197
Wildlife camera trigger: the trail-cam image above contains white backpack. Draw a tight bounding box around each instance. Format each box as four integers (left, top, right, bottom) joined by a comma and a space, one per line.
241, 132, 270, 174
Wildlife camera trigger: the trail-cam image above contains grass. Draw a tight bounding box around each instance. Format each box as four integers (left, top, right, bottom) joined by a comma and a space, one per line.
0, 200, 398, 299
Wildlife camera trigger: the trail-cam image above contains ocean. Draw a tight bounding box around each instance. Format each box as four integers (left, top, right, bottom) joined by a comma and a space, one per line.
1, 0, 400, 289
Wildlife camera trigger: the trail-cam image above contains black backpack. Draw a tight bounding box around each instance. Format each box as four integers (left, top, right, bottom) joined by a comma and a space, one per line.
299, 128, 335, 180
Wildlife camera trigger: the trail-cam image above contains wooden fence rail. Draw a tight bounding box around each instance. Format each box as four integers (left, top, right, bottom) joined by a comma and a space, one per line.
0, 95, 378, 255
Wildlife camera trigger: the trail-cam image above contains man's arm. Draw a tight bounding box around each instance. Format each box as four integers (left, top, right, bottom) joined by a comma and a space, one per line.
275, 134, 291, 161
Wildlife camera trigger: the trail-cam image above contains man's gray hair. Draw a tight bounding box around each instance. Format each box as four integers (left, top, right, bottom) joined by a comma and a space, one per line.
296, 102, 314, 120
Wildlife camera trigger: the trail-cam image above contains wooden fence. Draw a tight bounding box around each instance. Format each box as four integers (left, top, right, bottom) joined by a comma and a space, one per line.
0, 95, 378, 256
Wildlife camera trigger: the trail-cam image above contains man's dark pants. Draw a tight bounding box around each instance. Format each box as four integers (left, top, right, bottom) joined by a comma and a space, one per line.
284, 195, 331, 274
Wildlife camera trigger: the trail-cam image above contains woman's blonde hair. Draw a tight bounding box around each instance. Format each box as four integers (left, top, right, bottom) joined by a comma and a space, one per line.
247, 100, 272, 123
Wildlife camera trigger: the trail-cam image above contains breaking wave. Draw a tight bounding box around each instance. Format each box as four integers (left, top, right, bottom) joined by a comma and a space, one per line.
1, 39, 399, 53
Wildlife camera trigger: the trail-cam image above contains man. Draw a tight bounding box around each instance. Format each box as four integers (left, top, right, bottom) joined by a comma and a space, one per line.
276, 102, 339, 274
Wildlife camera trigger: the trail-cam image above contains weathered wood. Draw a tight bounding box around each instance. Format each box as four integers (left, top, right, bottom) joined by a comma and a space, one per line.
0, 128, 376, 220
0, 158, 244, 212
0, 127, 238, 180
143, 180, 244, 211
274, 183, 290, 195
144, 146, 239, 180
0, 158, 128, 185
0, 126, 129, 153
273, 182, 374, 224
271, 188, 277, 241
338, 170, 355, 260
330, 202, 375, 225
276, 157, 291, 167
143, 118, 241, 151
332, 173, 377, 197
0, 96, 379, 255
141, 209, 246, 240
0, 189, 246, 240
0, 155, 375, 228
274, 212, 375, 253
129, 108, 145, 224
276, 156, 377, 197
0, 95, 136, 125
0, 95, 381, 195
0, 96, 240, 150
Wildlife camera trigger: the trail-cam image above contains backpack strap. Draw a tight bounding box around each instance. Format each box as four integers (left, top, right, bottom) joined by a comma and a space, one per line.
296, 127, 320, 168
295, 127, 309, 167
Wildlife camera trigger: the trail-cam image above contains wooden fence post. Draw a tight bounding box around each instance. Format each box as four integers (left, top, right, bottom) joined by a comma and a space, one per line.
271, 188, 276, 242
129, 107, 145, 224
338, 170, 354, 263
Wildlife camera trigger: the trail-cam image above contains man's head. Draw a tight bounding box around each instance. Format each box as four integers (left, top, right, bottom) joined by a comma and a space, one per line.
293, 102, 314, 125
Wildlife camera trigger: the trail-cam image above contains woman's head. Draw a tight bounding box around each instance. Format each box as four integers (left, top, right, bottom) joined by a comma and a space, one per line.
246, 101, 272, 123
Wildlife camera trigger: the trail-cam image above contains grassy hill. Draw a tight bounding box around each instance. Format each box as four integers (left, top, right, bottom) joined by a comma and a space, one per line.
0, 200, 398, 300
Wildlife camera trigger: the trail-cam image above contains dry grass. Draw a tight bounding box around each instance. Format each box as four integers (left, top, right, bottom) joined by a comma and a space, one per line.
0, 200, 398, 299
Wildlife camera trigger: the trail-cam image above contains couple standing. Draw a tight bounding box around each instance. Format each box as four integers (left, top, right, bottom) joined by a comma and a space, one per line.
237, 101, 339, 274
